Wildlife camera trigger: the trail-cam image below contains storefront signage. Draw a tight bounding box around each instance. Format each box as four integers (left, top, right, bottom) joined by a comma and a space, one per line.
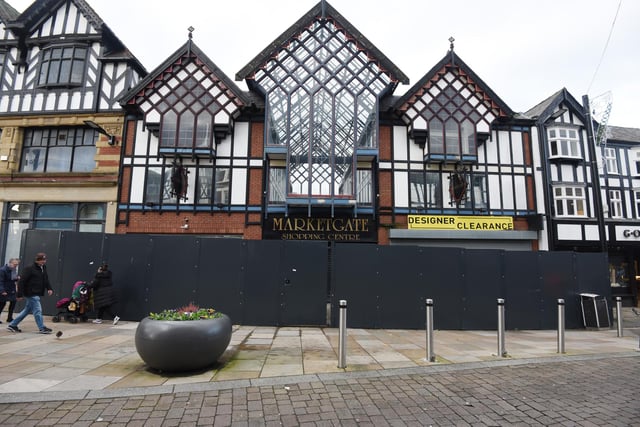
616, 226, 640, 241
408, 215, 514, 231
264, 215, 377, 242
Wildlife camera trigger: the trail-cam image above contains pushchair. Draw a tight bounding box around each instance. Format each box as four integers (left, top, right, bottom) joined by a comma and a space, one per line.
52, 281, 92, 323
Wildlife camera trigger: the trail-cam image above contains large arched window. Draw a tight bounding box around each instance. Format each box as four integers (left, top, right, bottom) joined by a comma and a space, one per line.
255, 18, 391, 204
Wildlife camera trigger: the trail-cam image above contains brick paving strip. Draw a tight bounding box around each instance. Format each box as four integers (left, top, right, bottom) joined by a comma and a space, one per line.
0, 353, 638, 426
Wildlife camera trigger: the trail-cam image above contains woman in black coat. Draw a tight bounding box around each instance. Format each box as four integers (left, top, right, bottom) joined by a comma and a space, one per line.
90, 263, 119, 325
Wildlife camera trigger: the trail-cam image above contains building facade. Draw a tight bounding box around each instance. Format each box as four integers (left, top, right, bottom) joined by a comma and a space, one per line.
0, 0, 146, 261
1, 0, 638, 306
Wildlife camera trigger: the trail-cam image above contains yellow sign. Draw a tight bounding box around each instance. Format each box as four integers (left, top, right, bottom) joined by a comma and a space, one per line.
408, 215, 514, 231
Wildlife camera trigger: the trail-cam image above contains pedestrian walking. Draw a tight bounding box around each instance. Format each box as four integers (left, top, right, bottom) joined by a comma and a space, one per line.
7, 253, 53, 334
90, 263, 119, 325
0, 258, 20, 323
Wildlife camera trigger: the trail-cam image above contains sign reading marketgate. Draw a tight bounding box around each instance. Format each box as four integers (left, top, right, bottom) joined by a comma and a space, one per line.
408, 215, 514, 231
264, 215, 377, 242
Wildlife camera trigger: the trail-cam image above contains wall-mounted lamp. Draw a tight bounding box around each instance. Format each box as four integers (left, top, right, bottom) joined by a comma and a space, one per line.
84, 120, 117, 145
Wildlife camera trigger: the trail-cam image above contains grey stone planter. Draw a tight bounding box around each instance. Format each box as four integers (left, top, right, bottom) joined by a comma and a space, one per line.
134, 314, 232, 372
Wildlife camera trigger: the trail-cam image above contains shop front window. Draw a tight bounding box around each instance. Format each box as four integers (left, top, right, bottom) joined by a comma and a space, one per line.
609, 258, 629, 288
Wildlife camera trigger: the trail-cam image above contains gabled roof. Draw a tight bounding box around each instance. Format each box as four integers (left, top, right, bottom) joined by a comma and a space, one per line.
392, 50, 513, 117
524, 88, 584, 123
235, 1, 409, 87
0, 0, 19, 23
608, 126, 640, 144
11, 0, 145, 74
120, 39, 251, 108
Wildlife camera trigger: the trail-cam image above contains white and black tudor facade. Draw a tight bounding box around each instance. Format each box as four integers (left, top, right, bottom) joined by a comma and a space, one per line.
0, 0, 638, 305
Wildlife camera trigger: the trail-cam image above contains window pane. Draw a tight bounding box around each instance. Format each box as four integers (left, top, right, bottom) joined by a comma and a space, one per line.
79, 204, 105, 220
178, 111, 194, 147
214, 168, 230, 204
160, 111, 177, 147
22, 148, 45, 172
144, 168, 162, 204
429, 119, 443, 154
269, 167, 286, 204
46, 146, 72, 171
445, 119, 459, 155
197, 168, 213, 204
72, 146, 96, 172
37, 204, 74, 219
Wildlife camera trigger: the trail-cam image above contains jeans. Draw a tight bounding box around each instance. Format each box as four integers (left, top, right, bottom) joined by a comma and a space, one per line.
10, 296, 45, 330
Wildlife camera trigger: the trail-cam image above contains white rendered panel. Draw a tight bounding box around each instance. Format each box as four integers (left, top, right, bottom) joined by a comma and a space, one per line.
584, 224, 602, 241
488, 175, 500, 209
130, 167, 146, 203
485, 139, 498, 164
501, 175, 514, 209
135, 122, 150, 156
498, 131, 511, 164
231, 169, 247, 205
83, 92, 94, 109
233, 122, 249, 157
511, 131, 524, 164
394, 171, 409, 208
393, 126, 408, 162
557, 224, 582, 240
217, 139, 232, 157
53, 7, 65, 35
514, 175, 527, 210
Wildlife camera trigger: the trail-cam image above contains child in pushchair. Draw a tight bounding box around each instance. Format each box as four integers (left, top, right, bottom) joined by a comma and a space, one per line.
52, 281, 92, 323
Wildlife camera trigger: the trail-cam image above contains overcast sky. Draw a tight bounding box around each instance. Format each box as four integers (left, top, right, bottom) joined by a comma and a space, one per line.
10, 0, 640, 128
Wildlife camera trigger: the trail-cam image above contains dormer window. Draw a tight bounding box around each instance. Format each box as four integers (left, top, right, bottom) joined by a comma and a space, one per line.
38, 45, 87, 87
548, 127, 581, 159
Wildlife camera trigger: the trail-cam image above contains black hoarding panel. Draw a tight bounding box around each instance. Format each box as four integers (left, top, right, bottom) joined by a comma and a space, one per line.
197, 238, 244, 324
376, 245, 425, 329
504, 251, 545, 329
243, 240, 282, 325
539, 252, 581, 328
332, 244, 381, 328
102, 233, 154, 320
145, 235, 201, 314
416, 247, 466, 330
279, 241, 328, 326
461, 248, 502, 330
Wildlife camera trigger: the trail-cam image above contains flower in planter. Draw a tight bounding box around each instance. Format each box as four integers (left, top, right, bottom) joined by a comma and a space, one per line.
149, 302, 223, 321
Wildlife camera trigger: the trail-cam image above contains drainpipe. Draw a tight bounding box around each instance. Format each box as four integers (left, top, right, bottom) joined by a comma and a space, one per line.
582, 95, 607, 252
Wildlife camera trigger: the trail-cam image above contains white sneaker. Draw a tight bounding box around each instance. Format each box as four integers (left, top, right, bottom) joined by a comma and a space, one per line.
92, 319, 102, 324
113, 316, 120, 325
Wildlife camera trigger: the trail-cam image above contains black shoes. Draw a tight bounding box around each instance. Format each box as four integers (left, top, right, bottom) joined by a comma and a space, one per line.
39, 326, 52, 334
7, 325, 21, 333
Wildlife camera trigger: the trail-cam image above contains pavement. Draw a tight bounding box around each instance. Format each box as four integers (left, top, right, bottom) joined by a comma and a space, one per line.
0, 308, 639, 425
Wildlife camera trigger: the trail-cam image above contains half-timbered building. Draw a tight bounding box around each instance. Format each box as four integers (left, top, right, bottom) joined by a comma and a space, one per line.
0, 0, 146, 261
117, 1, 543, 252
528, 89, 640, 304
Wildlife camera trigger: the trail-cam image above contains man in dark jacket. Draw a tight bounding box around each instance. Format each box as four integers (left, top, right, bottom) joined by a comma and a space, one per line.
7, 253, 53, 334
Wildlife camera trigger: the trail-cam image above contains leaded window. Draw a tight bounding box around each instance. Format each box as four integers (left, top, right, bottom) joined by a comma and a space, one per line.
554, 186, 586, 217
38, 46, 86, 86
21, 127, 97, 172
608, 189, 623, 218
254, 18, 391, 202
548, 127, 581, 159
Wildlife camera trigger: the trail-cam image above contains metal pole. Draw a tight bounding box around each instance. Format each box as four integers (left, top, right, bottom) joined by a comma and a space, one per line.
497, 298, 506, 357
616, 297, 623, 337
557, 299, 565, 354
338, 299, 347, 368
425, 299, 435, 362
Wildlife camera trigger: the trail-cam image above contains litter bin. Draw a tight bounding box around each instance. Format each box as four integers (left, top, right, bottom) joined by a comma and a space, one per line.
580, 293, 610, 329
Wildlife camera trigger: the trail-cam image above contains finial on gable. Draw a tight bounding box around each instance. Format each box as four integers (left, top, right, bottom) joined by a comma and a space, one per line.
449, 36, 455, 64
